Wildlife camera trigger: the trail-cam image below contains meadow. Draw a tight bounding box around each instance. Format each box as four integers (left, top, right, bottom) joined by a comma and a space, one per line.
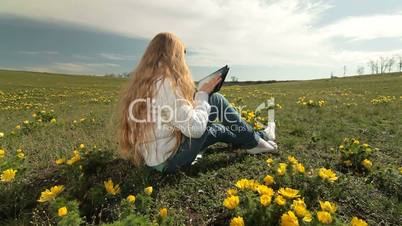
0, 70, 401, 225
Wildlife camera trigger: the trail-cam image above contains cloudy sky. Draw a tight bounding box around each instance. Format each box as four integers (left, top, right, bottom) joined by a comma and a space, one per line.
1, 0, 402, 80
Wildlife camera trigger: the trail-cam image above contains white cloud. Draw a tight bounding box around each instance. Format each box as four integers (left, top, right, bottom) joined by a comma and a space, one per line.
1, 0, 402, 75
319, 14, 402, 41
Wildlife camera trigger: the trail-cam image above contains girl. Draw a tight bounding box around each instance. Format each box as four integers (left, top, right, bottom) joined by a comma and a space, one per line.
118, 32, 277, 173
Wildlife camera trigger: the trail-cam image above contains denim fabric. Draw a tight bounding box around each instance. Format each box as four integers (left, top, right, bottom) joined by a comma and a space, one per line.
161, 92, 264, 173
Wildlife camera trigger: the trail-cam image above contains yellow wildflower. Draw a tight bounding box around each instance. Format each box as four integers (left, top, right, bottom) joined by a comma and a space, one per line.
230, 216, 244, 226
294, 163, 305, 173
317, 211, 332, 224
58, 206, 68, 217
319, 201, 337, 213
0, 149, 5, 158
37, 185, 65, 202
275, 195, 286, 206
127, 195, 136, 203
263, 175, 275, 185
226, 188, 237, 196
55, 158, 65, 165
362, 159, 372, 170
319, 168, 338, 182
260, 194, 272, 206
277, 163, 287, 176
339, 145, 344, 149
16, 125, 21, 130
280, 211, 299, 226
0, 132, 4, 138
66, 150, 81, 165
351, 217, 368, 226
343, 160, 353, 167
278, 187, 300, 199
223, 195, 240, 210
104, 179, 120, 195
291, 199, 310, 218
257, 185, 274, 196
144, 186, 153, 195
1, 168, 17, 182
288, 156, 298, 165
399, 167, 402, 175
266, 158, 274, 166
79, 144, 85, 149
50, 118, 57, 124
159, 208, 168, 218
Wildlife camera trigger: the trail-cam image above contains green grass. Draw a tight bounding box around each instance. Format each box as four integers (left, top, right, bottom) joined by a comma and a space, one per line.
0, 70, 401, 225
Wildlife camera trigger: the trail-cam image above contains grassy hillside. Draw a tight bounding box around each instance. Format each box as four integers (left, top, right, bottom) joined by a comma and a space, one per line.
0, 70, 401, 225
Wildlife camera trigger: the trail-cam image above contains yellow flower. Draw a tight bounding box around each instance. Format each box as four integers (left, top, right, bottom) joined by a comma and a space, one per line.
127, 195, 136, 203
144, 186, 153, 195
280, 211, 299, 226
0, 132, 4, 138
16, 149, 25, 159
291, 199, 310, 218
319, 201, 337, 213
275, 195, 286, 206
104, 179, 120, 195
58, 206, 68, 217
223, 195, 240, 210
226, 188, 237, 196
288, 156, 298, 165
277, 163, 287, 176
399, 167, 402, 175
79, 144, 85, 149
1, 168, 17, 182
0, 149, 5, 158
339, 145, 344, 149
278, 187, 300, 199
362, 143, 369, 149
317, 211, 332, 224
343, 160, 353, 167
319, 168, 338, 182
230, 216, 244, 226
159, 208, 168, 218
352, 139, 360, 145
302, 212, 312, 223
37, 185, 65, 202
16, 125, 21, 130
263, 175, 275, 185
351, 217, 368, 226
55, 158, 65, 165
266, 158, 274, 166
294, 163, 305, 173
50, 118, 57, 124
260, 194, 272, 206
23, 120, 29, 124
235, 179, 259, 191
66, 150, 81, 165
257, 185, 274, 196
362, 159, 372, 170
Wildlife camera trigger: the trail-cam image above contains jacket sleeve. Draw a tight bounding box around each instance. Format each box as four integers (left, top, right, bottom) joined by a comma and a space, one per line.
161, 79, 211, 138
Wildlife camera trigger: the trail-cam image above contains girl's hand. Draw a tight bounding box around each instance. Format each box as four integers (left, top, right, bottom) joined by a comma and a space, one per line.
199, 76, 222, 94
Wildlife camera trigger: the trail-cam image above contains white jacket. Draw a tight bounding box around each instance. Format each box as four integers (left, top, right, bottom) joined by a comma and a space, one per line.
139, 78, 211, 166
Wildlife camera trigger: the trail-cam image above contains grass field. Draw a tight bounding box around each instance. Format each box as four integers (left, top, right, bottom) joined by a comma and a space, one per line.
0, 70, 401, 225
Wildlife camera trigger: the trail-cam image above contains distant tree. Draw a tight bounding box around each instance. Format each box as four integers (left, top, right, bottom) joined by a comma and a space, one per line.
343, 65, 347, 76
231, 76, 239, 82
399, 56, 402, 72
356, 66, 365, 75
387, 57, 395, 73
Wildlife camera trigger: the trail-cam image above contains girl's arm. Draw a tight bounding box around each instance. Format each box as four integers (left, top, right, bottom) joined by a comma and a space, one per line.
160, 79, 211, 138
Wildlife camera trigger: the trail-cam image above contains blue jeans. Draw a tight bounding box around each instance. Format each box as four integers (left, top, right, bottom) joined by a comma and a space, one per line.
163, 92, 265, 173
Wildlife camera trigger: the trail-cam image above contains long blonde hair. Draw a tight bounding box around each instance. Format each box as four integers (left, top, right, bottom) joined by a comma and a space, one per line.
118, 32, 195, 166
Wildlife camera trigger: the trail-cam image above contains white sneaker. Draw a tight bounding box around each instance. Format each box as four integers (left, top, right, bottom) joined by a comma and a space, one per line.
191, 154, 203, 165
262, 122, 276, 141
247, 139, 278, 154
